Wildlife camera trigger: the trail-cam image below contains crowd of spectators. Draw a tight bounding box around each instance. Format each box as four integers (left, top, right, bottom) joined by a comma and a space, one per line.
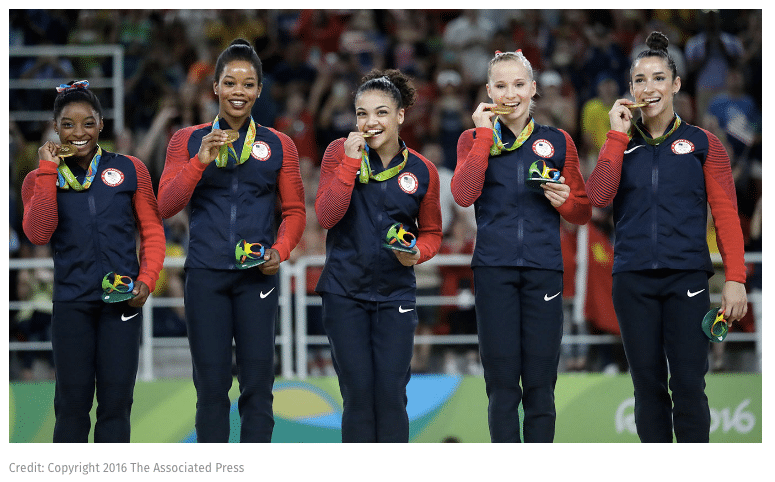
9, 9, 762, 378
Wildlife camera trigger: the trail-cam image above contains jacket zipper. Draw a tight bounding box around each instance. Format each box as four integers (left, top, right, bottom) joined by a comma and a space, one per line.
651, 145, 659, 269
88, 192, 105, 280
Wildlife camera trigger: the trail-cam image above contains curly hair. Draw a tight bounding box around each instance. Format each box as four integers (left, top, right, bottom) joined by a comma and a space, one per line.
355, 68, 417, 110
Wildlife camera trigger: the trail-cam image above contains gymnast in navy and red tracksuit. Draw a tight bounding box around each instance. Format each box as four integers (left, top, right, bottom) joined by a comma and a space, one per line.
158, 39, 305, 443
451, 51, 591, 443
22, 81, 166, 442
587, 32, 748, 443
315, 69, 442, 443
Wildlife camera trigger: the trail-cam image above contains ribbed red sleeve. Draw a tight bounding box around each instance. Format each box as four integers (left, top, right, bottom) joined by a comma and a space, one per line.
267, 127, 306, 261
21, 160, 60, 245
157, 124, 209, 219
450, 127, 493, 207
412, 150, 443, 264
556, 129, 592, 225
700, 128, 747, 283
130, 156, 166, 292
315, 138, 361, 229
586, 130, 630, 208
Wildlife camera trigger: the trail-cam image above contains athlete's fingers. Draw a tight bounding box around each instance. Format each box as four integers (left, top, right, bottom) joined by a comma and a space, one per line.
258, 248, 281, 275
393, 247, 421, 267
127, 281, 150, 308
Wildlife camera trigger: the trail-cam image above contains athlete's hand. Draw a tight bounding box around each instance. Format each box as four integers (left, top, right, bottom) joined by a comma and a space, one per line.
472, 103, 497, 129
128, 281, 150, 308
609, 99, 635, 134
258, 248, 281, 275
344, 131, 367, 160
542, 176, 571, 208
720, 280, 748, 327
197, 129, 229, 165
38, 141, 60, 166
394, 247, 421, 267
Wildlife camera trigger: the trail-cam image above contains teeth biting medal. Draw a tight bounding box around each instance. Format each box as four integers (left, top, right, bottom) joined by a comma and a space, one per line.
626, 99, 658, 109
487, 105, 515, 115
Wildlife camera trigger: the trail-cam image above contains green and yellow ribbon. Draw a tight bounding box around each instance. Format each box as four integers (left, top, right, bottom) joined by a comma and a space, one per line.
358, 143, 409, 184
56, 146, 102, 191
490, 117, 535, 156
632, 115, 682, 146
212, 116, 257, 168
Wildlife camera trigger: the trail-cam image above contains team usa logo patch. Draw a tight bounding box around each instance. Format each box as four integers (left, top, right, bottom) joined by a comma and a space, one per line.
398, 172, 418, 194
101, 168, 124, 187
251, 141, 271, 161
532, 139, 555, 158
671, 139, 695, 155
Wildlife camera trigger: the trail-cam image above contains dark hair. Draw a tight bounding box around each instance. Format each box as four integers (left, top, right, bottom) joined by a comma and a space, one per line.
53, 81, 103, 121
631, 31, 678, 80
355, 69, 416, 110
213, 38, 263, 85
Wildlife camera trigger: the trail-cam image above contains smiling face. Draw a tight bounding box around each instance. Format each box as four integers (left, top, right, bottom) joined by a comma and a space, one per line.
486, 59, 536, 123
214, 60, 261, 127
55, 101, 103, 161
355, 89, 404, 151
630, 56, 681, 119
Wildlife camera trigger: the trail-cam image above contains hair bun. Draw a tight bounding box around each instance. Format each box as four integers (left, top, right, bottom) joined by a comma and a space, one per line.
229, 38, 252, 47
646, 31, 669, 52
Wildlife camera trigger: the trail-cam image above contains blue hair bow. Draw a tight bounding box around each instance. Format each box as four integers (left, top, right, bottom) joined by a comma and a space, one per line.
56, 80, 89, 93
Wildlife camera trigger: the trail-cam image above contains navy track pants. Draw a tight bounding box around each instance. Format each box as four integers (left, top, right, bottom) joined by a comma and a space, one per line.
184, 268, 278, 443
321, 292, 418, 442
612, 269, 711, 442
473, 267, 564, 443
51, 300, 142, 442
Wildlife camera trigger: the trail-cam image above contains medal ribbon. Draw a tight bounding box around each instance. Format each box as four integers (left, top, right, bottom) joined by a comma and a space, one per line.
633, 115, 682, 146
56, 146, 102, 191
358, 143, 409, 184
490, 117, 535, 156
212, 116, 257, 168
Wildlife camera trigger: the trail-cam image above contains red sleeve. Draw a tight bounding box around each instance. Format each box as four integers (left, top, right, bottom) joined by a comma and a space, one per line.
556, 130, 592, 225
157, 125, 209, 219
21, 160, 60, 245
450, 127, 493, 207
129, 157, 166, 292
267, 128, 306, 262
700, 128, 747, 283
413, 151, 443, 264
315, 138, 361, 229
586, 130, 630, 208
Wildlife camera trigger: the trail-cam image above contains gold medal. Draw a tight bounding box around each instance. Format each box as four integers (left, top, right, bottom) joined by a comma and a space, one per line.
361, 131, 375, 138
224, 129, 240, 143
626, 100, 658, 110
57, 144, 77, 158
487, 105, 515, 115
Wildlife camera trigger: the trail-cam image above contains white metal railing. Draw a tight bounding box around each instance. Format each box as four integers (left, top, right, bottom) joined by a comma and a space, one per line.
9, 45, 125, 134
8, 251, 763, 379
289, 251, 763, 378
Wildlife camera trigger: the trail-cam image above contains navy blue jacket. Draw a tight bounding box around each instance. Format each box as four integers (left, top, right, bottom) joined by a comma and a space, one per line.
315, 139, 442, 302
22, 150, 166, 301
158, 120, 305, 269
452, 122, 591, 270
587, 119, 746, 282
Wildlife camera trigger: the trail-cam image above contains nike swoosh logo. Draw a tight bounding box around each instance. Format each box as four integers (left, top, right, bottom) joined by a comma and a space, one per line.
399, 306, 414, 313
260, 288, 275, 299
121, 313, 139, 321
624, 145, 644, 154
687, 289, 706, 297
544, 292, 561, 301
